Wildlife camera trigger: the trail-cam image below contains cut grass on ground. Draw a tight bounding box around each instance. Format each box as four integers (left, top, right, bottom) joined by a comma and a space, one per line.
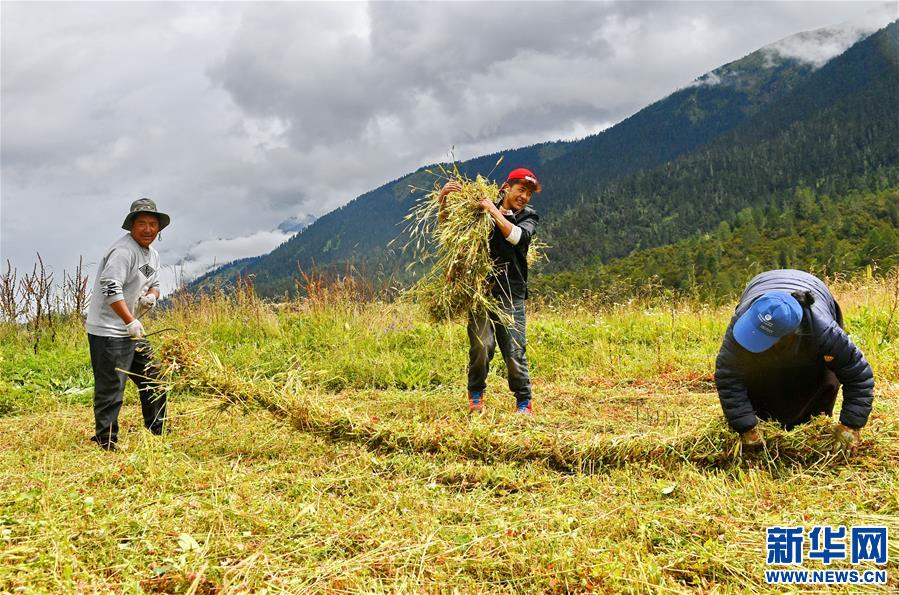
1, 381, 897, 592
1, 276, 897, 591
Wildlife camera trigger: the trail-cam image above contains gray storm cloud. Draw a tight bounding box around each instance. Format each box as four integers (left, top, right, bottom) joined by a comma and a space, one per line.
2, 1, 894, 294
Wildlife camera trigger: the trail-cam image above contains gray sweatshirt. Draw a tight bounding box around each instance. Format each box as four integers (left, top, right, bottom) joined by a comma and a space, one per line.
86, 234, 161, 337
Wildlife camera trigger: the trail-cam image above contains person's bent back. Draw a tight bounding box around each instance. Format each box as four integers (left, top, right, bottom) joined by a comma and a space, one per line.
714, 269, 874, 453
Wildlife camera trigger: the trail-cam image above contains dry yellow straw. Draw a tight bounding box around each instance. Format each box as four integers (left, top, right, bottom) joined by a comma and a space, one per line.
403, 164, 513, 325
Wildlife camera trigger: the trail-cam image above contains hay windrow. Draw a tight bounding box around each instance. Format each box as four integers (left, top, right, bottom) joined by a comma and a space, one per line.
156, 334, 290, 417
156, 334, 896, 474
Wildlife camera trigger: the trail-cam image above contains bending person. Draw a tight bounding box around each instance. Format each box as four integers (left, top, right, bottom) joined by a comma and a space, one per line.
714, 269, 874, 453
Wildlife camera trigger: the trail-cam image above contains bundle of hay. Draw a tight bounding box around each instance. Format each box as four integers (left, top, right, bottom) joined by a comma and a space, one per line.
404, 169, 512, 324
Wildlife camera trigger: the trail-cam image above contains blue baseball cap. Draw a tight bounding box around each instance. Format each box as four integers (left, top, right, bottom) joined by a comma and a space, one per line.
733, 291, 803, 353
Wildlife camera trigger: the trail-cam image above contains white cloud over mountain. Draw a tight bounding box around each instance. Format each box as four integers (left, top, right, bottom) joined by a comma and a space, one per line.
763, 5, 896, 67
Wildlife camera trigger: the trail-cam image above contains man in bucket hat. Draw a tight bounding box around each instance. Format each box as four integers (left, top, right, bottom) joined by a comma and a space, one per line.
714, 269, 875, 454
85, 198, 171, 450
438, 168, 541, 415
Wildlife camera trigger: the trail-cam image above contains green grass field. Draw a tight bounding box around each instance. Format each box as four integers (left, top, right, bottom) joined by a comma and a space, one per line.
1, 276, 897, 592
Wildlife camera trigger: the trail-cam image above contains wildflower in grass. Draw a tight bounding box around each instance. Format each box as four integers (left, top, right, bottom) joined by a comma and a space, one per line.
714, 269, 874, 453
85, 198, 171, 450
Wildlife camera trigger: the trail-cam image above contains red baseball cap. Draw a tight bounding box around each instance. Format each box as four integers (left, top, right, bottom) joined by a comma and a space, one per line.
505, 167, 541, 192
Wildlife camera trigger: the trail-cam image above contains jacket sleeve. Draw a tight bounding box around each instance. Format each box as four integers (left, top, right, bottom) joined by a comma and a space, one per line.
817, 320, 875, 428
516, 209, 539, 251
99, 248, 133, 305
149, 252, 161, 292
714, 322, 758, 433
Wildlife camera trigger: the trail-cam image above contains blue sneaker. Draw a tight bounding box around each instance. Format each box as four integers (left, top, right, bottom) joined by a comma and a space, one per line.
516, 400, 533, 415
468, 390, 484, 413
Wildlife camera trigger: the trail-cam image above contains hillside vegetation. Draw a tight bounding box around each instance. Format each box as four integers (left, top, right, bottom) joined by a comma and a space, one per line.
537, 188, 899, 301
192, 21, 899, 300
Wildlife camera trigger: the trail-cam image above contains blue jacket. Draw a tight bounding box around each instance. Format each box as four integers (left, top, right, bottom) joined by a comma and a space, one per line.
714, 270, 875, 433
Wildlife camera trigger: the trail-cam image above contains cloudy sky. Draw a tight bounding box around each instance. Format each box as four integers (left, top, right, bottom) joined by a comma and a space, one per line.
2, 1, 895, 293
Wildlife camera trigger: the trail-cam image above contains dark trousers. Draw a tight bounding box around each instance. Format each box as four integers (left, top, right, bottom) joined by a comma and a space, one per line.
467, 297, 532, 404
88, 334, 166, 446
748, 368, 840, 430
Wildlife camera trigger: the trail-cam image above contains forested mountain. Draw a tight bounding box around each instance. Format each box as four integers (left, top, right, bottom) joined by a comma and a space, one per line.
190, 142, 566, 295
193, 20, 898, 298
535, 188, 899, 302
542, 20, 899, 272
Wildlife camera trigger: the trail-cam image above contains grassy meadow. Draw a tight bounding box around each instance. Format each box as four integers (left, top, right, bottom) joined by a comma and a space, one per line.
1, 274, 897, 592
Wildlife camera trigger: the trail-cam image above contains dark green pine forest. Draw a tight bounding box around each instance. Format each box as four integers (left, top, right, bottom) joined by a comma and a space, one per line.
192, 20, 899, 301
535, 187, 899, 301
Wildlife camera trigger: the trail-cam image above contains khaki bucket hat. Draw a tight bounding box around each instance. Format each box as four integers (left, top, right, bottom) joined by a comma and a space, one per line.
121, 198, 171, 231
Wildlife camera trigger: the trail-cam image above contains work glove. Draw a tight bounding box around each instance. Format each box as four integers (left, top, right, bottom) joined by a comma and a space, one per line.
740, 426, 764, 448
126, 319, 146, 339
138, 293, 157, 309
831, 423, 861, 454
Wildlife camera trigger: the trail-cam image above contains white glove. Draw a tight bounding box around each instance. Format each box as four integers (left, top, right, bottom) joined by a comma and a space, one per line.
138, 293, 157, 309
126, 319, 146, 339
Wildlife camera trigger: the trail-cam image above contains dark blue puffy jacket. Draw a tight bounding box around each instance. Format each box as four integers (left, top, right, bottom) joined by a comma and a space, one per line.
714, 269, 875, 433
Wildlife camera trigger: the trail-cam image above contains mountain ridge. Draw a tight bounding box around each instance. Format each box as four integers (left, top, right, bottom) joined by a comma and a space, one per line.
192, 19, 898, 297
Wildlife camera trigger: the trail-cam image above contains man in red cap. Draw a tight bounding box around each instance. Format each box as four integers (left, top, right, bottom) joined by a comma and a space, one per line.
439, 168, 541, 414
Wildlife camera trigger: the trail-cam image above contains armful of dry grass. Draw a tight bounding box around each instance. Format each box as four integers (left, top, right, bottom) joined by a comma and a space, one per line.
402, 169, 512, 325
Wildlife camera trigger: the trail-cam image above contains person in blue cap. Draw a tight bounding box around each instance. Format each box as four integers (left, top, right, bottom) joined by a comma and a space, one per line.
714, 269, 875, 453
